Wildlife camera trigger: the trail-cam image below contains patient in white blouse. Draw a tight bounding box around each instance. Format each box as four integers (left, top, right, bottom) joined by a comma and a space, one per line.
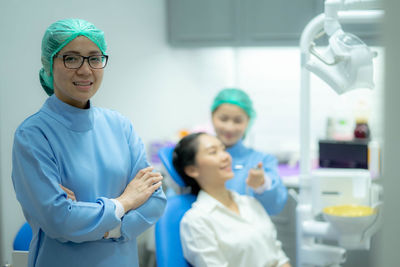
172, 132, 292, 267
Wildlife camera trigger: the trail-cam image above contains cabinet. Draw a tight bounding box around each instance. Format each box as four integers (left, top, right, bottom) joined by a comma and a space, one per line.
240, 0, 321, 46
167, 0, 322, 47
167, 0, 238, 46
166, 0, 381, 47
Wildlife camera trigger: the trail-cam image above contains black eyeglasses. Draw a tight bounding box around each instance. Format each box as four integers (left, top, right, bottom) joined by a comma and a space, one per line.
55, 54, 109, 69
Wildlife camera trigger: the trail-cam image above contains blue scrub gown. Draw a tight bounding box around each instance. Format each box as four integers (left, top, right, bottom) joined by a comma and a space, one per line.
12, 94, 166, 267
226, 140, 288, 215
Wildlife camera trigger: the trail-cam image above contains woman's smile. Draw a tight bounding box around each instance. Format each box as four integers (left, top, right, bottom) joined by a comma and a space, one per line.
73, 80, 93, 90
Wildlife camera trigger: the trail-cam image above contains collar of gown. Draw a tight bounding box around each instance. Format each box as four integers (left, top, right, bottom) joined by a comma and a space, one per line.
226, 139, 247, 156
42, 94, 94, 132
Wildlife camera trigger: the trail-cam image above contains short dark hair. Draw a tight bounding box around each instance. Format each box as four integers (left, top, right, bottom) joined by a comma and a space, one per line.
172, 132, 205, 195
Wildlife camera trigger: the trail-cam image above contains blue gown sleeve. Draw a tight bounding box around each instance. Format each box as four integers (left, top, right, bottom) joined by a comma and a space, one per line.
12, 128, 120, 243
119, 188, 166, 241
117, 122, 166, 241
253, 154, 288, 215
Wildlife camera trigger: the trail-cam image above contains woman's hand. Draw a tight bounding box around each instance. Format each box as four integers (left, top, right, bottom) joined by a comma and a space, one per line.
246, 162, 265, 189
116, 166, 163, 213
60, 184, 76, 201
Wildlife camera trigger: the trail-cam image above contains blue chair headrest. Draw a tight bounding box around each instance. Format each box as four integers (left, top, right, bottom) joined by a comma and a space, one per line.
158, 146, 187, 187
13, 222, 32, 251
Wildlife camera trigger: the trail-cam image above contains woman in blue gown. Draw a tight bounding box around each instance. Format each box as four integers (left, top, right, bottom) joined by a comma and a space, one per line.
11, 18, 166, 267
211, 88, 287, 215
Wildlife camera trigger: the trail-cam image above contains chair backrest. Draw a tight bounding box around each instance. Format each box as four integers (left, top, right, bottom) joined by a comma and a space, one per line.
157, 146, 187, 187
13, 222, 32, 251
155, 194, 195, 267
156, 145, 194, 267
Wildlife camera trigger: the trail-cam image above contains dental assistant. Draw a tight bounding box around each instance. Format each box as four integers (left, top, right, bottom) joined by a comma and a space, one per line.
211, 88, 287, 215
11, 19, 166, 267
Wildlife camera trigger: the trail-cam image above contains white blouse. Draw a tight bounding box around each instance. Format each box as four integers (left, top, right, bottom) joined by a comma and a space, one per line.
180, 190, 289, 267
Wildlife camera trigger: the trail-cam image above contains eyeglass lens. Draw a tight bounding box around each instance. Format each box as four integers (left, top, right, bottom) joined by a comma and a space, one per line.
63, 55, 108, 69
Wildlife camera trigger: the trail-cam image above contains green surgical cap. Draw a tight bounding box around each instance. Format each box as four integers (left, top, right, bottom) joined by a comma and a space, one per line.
39, 18, 107, 96
211, 88, 256, 134
211, 88, 256, 119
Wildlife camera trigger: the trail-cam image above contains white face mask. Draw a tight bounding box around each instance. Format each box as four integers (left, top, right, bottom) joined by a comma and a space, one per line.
306, 30, 375, 94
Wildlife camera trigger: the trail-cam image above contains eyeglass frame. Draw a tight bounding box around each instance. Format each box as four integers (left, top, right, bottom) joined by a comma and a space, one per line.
54, 54, 109, 69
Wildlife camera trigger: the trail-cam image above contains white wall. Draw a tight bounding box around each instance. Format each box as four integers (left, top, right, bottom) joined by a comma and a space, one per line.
0, 0, 386, 265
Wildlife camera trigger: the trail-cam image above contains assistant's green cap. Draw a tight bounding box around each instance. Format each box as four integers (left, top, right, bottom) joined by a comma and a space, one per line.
211, 88, 256, 119
211, 88, 256, 134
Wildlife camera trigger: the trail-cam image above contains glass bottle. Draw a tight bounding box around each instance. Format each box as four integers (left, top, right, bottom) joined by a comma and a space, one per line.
354, 118, 370, 139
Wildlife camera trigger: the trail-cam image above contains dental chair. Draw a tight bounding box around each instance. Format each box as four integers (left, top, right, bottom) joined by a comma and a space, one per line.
155, 146, 195, 267
12, 222, 31, 267
13, 222, 32, 251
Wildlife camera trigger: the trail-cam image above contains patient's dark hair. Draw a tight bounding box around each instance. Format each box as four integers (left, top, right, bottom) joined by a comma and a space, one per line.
172, 132, 205, 195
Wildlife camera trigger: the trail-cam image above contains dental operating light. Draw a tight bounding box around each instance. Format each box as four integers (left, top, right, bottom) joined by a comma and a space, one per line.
305, 0, 377, 94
